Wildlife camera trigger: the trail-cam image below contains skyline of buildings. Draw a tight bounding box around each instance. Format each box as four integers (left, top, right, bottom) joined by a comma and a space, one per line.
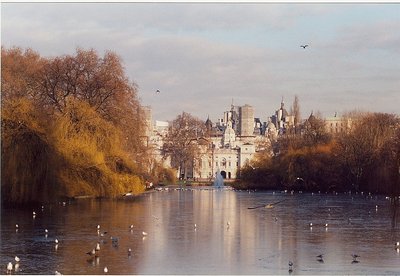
144, 98, 354, 181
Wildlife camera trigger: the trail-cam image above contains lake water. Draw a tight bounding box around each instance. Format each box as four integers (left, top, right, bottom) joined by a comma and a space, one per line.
1, 187, 400, 275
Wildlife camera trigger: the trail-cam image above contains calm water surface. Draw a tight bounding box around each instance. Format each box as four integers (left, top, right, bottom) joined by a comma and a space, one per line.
1, 188, 400, 275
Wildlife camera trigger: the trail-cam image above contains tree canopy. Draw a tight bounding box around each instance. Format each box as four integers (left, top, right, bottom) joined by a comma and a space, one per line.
1, 46, 149, 204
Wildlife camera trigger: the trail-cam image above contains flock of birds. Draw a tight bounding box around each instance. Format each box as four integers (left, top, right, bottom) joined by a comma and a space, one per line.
6, 218, 153, 275
5, 190, 400, 275
287, 253, 362, 274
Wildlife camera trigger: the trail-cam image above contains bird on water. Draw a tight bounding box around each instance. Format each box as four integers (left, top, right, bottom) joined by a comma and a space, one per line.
351, 254, 360, 263
7, 262, 13, 273
288, 261, 293, 273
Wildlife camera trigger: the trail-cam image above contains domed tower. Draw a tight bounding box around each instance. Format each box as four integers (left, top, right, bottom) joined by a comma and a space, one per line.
223, 119, 236, 147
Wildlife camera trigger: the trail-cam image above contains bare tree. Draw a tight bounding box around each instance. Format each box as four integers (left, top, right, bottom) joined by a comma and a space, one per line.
162, 112, 206, 180
292, 95, 301, 127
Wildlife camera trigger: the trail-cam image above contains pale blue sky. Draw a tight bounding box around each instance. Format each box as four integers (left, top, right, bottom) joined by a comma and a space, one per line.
2, 2, 399, 122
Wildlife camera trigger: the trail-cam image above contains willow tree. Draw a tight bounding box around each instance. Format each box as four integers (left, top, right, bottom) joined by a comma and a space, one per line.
1, 47, 148, 203
162, 112, 206, 180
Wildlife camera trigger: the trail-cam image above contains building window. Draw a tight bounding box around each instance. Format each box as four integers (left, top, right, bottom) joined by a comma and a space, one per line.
216, 162, 218, 166
229, 161, 231, 167
222, 158, 227, 167
236, 162, 239, 166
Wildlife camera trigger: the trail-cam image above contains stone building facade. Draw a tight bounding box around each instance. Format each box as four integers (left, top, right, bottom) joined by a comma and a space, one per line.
144, 99, 354, 181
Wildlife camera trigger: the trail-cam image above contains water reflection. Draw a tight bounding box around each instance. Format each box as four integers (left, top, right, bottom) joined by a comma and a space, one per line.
1, 189, 400, 274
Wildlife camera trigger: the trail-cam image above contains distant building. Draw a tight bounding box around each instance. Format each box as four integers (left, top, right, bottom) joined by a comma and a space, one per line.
324, 113, 352, 134
143, 98, 356, 181
239, 104, 255, 137
193, 107, 256, 180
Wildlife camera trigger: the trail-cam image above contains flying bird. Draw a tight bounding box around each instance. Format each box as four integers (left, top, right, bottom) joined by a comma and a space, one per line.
156, 89, 161, 94
300, 44, 309, 49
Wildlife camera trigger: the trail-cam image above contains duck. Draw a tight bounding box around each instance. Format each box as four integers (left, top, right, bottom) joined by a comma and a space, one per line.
288, 261, 293, 273
351, 254, 360, 263
87, 248, 96, 256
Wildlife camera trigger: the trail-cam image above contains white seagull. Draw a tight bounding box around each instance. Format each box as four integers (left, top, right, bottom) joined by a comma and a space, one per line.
15, 256, 20, 262
7, 262, 13, 273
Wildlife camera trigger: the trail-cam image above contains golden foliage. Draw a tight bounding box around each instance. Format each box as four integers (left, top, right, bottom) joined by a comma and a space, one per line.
1, 47, 150, 204
51, 98, 144, 198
